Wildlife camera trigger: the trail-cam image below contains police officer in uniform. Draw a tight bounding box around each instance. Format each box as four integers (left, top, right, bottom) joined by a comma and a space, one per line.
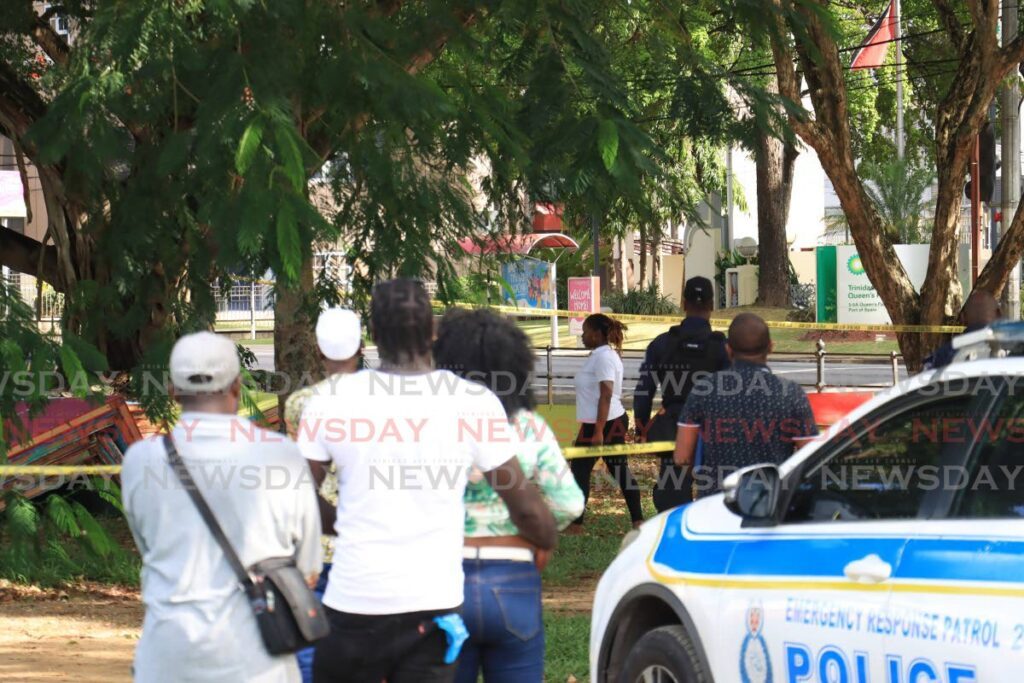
633, 276, 728, 512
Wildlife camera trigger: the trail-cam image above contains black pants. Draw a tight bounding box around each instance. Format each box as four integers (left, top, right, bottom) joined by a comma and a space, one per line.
645, 407, 696, 513
313, 605, 458, 683
570, 414, 644, 524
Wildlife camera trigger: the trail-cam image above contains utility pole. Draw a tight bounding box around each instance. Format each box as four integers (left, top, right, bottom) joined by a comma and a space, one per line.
895, 0, 905, 159
971, 137, 982, 285
591, 214, 600, 278
725, 146, 734, 252
1002, 0, 1022, 319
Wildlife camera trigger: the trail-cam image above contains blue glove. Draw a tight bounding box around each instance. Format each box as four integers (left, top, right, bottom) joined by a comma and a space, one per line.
433, 613, 469, 664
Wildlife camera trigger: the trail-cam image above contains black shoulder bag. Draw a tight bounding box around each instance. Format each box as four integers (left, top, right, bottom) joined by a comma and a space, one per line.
163, 434, 329, 655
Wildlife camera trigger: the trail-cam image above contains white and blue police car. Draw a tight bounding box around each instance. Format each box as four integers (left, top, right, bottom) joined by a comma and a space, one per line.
590, 325, 1024, 683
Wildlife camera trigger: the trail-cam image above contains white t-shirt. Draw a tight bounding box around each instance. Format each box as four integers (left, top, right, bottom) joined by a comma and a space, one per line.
121, 413, 322, 683
297, 369, 515, 615
575, 344, 626, 423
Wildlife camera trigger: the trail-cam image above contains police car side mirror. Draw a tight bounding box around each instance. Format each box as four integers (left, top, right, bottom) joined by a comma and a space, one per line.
723, 464, 781, 522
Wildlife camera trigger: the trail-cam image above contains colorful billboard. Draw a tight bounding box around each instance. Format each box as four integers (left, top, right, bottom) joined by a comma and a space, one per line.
500, 258, 555, 310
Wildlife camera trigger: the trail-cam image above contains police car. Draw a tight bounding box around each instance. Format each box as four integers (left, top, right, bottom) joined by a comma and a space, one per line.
590, 323, 1024, 683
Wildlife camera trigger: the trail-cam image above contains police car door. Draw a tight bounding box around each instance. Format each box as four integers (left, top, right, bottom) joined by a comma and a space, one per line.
718, 381, 987, 683
882, 373, 1024, 683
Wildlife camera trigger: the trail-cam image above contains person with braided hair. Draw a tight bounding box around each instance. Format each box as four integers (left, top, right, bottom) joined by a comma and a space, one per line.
569, 313, 644, 532
297, 279, 557, 683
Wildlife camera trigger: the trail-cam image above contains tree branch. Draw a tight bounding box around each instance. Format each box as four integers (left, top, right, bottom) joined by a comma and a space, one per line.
0, 228, 63, 289
976, 201, 1024, 296
999, 32, 1024, 73
930, 0, 965, 52
31, 15, 70, 67
307, 6, 477, 164
766, 1, 818, 144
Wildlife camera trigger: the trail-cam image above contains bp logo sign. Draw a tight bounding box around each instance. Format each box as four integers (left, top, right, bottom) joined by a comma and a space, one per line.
846, 254, 865, 275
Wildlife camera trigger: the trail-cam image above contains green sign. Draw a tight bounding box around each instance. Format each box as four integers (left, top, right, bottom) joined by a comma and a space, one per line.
816, 246, 837, 323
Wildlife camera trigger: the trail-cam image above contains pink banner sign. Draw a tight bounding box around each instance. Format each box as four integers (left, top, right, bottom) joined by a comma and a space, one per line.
0, 170, 27, 218
568, 276, 600, 336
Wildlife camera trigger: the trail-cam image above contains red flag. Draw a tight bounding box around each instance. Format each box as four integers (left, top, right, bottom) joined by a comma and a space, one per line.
850, 0, 899, 70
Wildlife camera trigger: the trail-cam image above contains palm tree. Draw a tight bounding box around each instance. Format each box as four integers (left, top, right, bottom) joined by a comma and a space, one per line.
824, 158, 935, 245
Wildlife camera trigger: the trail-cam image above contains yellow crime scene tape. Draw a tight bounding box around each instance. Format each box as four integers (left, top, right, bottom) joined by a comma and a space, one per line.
0, 442, 678, 476
221, 289, 962, 334
446, 302, 965, 335
560, 440, 676, 460
0, 465, 123, 476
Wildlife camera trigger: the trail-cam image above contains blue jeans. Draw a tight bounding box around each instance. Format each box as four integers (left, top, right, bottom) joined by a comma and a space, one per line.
455, 560, 544, 683
297, 563, 331, 683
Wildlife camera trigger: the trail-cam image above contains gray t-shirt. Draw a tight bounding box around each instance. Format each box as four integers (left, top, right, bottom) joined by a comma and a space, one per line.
679, 360, 818, 497
122, 412, 321, 683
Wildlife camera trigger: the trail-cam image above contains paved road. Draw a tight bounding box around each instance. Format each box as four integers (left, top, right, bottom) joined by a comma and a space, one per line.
246, 344, 908, 394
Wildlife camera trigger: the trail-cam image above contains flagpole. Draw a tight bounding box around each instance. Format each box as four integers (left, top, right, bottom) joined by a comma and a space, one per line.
895, 0, 905, 160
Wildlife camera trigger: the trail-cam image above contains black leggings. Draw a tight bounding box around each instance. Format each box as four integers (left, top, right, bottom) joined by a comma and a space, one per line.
570, 413, 644, 524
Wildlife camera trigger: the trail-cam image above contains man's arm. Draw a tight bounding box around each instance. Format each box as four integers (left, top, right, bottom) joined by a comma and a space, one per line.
633, 341, 659, 435
673, 424, 700, 466
674, 392, 704, 466
295, 397, 337, 537
293, 460, 324, 588
484, 457, 558, 550
306, 460, 337, 534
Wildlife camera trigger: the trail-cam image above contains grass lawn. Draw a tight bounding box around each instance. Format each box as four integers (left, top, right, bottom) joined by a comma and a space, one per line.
515, 305, 899, 355
536, 403, 661, 681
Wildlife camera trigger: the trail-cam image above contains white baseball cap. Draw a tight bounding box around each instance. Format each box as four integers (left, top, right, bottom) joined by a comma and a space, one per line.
169, 331, 241, 394
316, 308, 362, 361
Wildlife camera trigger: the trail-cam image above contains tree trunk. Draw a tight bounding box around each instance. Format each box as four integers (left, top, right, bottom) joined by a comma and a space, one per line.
612, 237, 623, 293
638, 228, 648, 286
274, 254, 323, 421
755, 126, 797, 307
652, 225, 661, 289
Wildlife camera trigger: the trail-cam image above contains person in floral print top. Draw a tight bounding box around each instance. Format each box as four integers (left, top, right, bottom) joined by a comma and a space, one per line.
434, 309, 584, 683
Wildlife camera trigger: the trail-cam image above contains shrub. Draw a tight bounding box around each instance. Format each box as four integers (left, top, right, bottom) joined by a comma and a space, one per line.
604, 284, 679, 316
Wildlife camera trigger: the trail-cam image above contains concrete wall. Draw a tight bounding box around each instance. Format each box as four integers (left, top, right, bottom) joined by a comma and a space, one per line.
683, 227, 721, 309
661, 254, 685, 306
791, 249, 817, 285
730, 141, 825, 249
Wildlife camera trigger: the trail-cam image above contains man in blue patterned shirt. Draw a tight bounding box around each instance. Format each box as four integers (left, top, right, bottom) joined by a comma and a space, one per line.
673, 313, 818, 498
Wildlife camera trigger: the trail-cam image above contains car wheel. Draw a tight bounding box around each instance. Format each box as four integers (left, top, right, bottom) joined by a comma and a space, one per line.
618, 625, 709, 683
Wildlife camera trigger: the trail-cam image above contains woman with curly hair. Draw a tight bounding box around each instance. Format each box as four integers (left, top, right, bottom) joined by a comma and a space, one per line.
434, 308, 584, 683
570, 313, 643, 531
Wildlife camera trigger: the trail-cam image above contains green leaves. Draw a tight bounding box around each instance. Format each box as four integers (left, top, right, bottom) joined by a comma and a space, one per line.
235, 119, 264, 175
45, 495, 82, 538
275, 200, 302, 282
273, 121, 306, 193
71, 499, 117, 559
598, 119, 619, 172
58, 346, 89, 399
62, 332, 108, 373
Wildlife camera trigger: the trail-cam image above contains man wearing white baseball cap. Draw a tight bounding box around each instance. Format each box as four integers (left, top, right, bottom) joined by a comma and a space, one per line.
284, 308, 363, 439
121, 331, 322, 683
284, 308, 363, 683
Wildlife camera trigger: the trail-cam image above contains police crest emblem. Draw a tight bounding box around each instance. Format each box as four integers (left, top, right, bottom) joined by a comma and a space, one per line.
739, 603, 772, 683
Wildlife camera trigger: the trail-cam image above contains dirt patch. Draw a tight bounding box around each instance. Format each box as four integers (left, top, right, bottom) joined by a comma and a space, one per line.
0, 579, 597, 680
799, 329, 895, 343
543, 575, 599, 615
0, 582, 141, 682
